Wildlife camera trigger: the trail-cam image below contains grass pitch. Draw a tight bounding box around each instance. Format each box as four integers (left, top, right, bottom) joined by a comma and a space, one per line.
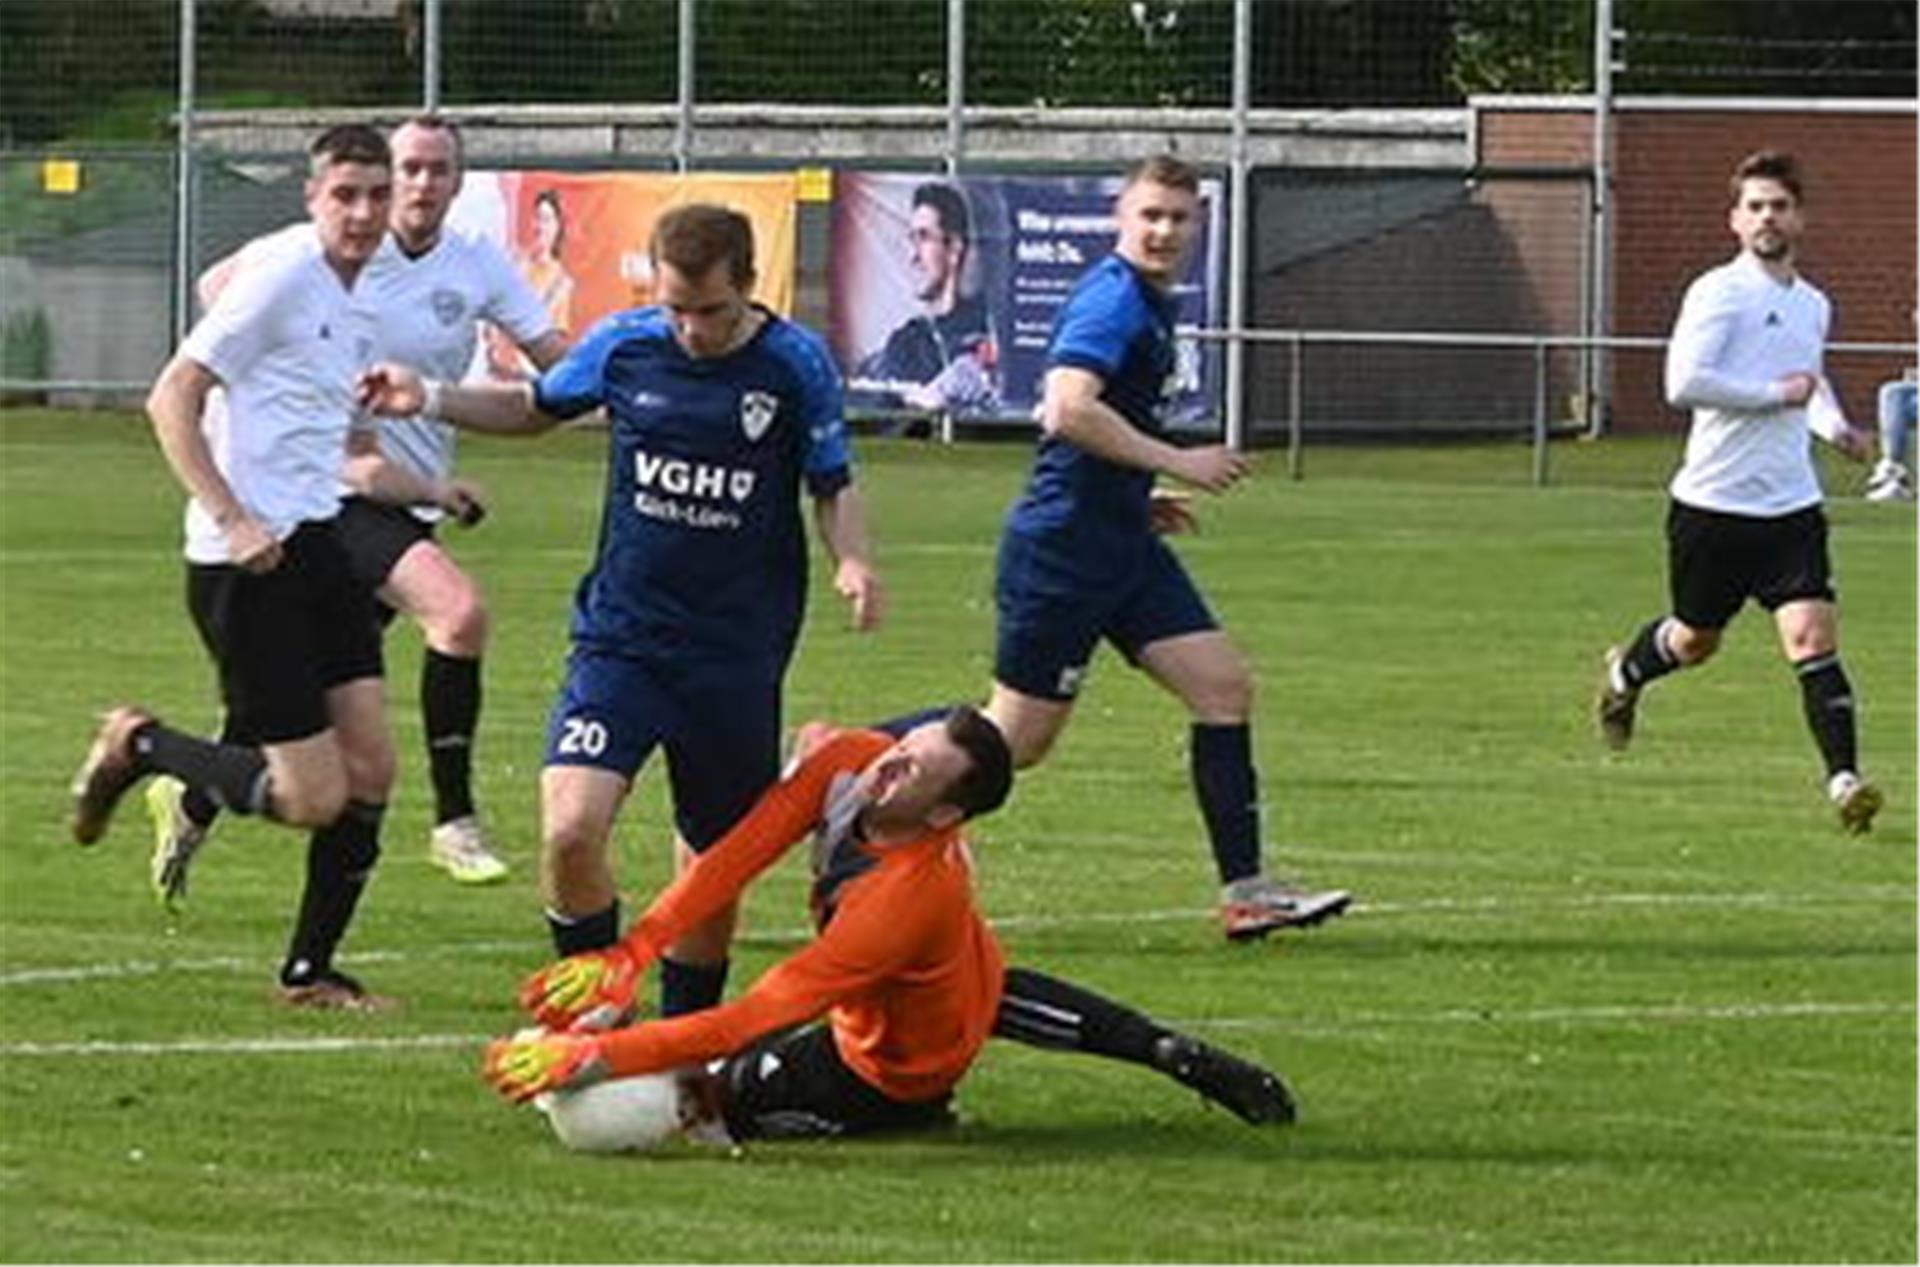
1, 410, 1912, 1263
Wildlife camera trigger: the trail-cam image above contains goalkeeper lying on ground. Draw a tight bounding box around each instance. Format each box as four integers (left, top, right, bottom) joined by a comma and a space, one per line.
484, 705, 1297, 1142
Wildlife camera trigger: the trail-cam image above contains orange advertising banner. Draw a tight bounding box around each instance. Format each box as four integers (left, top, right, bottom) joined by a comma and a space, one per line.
451, 170, 798, 365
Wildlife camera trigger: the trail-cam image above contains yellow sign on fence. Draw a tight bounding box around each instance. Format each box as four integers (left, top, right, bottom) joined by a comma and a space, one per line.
41, 159, 81, 195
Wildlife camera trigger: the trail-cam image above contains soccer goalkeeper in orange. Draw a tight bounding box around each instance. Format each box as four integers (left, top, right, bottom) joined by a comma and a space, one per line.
483, 705, 1296, 1140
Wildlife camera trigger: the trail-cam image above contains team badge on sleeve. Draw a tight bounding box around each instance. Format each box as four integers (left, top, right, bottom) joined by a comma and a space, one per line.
740, 390, 779, 441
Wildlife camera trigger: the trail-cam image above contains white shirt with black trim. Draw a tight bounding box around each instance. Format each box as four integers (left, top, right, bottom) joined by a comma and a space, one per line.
178, 225, 376, 564
1664, 251, 1832, 517
353, 229, 555, 522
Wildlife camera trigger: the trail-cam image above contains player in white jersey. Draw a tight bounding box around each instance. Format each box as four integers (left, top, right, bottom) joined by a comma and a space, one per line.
149, 116, 568, 897
1595, 150, 1883, 833
68, 125, 403, 1010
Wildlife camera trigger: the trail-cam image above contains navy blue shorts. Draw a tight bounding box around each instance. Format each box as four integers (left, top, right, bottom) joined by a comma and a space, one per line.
993, 528, 1217, 701
543, 648, 782, 850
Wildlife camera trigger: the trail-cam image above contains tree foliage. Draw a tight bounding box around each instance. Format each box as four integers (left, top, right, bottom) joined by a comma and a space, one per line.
0, 0, 1911, 149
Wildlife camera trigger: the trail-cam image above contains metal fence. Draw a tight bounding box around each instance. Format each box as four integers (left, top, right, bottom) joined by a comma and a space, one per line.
2, 0, 1913, 456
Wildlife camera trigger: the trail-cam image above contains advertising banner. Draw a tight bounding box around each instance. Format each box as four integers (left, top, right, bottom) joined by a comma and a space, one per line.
449, 170, 798, 378
830, 171, 1224, 428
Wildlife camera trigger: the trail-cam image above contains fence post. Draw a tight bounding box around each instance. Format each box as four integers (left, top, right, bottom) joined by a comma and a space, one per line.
1532, 338, 1549, 486
674, 0, 695, 172
945, 0, 965, 178
171, 0, 197, 351
422, 0, 442, 111
1589, 0, 1614, 436
1224, 0, 1249, 453
1287, 333, 1303, 481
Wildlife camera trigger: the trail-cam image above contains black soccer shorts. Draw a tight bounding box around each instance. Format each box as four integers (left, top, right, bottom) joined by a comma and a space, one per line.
716, 1025, 955, 1141
185, 519, 384, 745
1666, 500, 1835, 630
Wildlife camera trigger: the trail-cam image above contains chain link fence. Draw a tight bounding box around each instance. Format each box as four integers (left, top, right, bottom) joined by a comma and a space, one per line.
2, 0, 1913, 457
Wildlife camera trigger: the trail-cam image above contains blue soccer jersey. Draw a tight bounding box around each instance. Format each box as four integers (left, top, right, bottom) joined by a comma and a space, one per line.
1005, 254, 1179, 541
535, 306, 854, 665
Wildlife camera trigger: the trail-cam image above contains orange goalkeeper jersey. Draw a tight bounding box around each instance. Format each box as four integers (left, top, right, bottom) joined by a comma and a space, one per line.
596, 727, 1006, 1103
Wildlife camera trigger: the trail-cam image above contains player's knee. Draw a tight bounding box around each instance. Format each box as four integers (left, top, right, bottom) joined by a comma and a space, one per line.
1779, 627, 1834, 662
341, 741, 396, 803
427, 588, 489, 657
1004, 723, 1054, 770
1182, 660, 1254, 722
272, 771, 348, 828
542, 814, 606, 862
1669, 623, 1719, 665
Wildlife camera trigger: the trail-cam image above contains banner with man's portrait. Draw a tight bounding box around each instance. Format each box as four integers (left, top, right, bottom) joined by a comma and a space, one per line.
446, 170, 798, 379
830, 171, 1225, 428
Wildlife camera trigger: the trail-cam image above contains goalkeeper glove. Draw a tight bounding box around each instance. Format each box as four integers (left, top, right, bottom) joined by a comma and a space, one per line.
519, 944, 642, 1032
481, 1029, 609, 1103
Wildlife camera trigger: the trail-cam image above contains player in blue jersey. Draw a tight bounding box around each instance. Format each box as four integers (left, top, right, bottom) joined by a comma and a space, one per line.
358, 204, 883, 1017
985, 154, 1350, 942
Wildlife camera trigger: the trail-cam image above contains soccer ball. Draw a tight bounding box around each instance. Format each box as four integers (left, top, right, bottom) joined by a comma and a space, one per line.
535, 1074, 683, 1153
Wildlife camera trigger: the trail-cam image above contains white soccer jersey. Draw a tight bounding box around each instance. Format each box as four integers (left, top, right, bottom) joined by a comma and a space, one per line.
354, 229, 554, 521
178, 225, 377, 564
1664, 251, 1832, 517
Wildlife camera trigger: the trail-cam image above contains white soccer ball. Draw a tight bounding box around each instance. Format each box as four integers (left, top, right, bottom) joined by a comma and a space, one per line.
535, 1074, 683, 1154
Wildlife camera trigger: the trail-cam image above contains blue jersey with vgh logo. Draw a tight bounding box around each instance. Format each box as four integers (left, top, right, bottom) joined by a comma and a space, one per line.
534, 306, 853, 665
1005, 254, 1178, 550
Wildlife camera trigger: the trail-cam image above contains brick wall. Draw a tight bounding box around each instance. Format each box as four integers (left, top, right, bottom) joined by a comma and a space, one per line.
1479, 102, 1916, 433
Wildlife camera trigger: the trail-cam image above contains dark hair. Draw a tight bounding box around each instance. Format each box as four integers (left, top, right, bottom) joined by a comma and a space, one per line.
939, 705, 1013, 822
912, 182, 971, 245
394, 113, 464, 165
534, 188, 566, 258
1730, 150, 1803, 205
1122, 153, 1200, 195
308, 124, 390, 177
651, 203, 756, 289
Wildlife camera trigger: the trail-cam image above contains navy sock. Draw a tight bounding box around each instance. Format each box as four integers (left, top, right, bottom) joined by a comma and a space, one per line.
1619, 617, 1681, 690
659, 957, 730, 1018
547, 901, 621, 957
131, 721, 270, 817
422, 649, 481, 825
281, 801, 384, 986
1191, 723, 1262, 885
1794, 653, 1859, 777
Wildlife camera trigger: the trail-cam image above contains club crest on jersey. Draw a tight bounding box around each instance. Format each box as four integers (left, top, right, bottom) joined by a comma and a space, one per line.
740, 390, 779, 441
431, 288, 467, 327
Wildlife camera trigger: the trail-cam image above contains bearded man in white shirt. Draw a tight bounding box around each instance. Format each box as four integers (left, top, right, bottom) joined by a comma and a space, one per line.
1596, 150, 1882, 834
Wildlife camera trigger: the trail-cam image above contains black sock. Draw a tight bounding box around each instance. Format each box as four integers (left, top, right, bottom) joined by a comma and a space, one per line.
659, 957, 730, 1018
281, 801, 384, 986
992, 967, 1168, 1066
181, 785, 220, 829
1794, 654, 1859, 778
1191, 723, 1261, 885
867, 704, 961, 739
422, 648, 481, 824
131, 721, 270, 817
1619, 617, 1681, 690
547, 901, 621, 957
182, 717, 239, 829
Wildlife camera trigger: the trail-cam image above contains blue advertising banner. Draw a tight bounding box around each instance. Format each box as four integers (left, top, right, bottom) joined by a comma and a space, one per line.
830, 172, 1225, 430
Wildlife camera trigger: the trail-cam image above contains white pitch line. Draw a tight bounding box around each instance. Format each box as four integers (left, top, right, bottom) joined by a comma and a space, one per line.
1200, 999, 1917, 1032
1, 998, 1910, 1060
0, 1033, 487, 1057
1, 886, 1908, 990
